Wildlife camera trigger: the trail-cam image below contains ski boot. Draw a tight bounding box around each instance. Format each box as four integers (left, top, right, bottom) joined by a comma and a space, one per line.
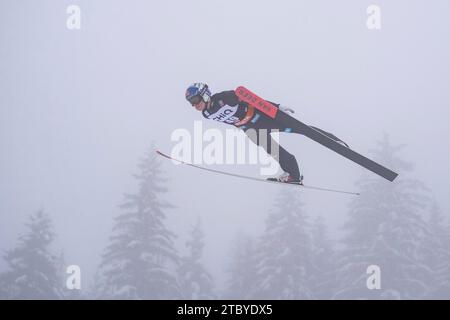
267, 172, 304, 185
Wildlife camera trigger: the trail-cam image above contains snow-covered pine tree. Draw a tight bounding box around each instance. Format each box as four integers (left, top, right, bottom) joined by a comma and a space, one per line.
334, 134, 434, 299
0, 209, 63, 299
223, 231, 258, 299
178, 218, 215, 299
96, 147, 180, 299
309, 216, 337, 299
252, 187, 314, 299
425, 202, 450, 299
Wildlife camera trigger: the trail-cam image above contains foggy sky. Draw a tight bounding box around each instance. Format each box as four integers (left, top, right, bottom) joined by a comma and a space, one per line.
1, 0, 449, 291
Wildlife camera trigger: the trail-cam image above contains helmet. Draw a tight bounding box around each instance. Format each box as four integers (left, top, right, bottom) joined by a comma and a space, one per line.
185, 83, 211, 106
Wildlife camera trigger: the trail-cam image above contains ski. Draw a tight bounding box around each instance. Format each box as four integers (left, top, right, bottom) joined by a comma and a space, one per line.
156, 150, 360, 196
235, 86, 399, 182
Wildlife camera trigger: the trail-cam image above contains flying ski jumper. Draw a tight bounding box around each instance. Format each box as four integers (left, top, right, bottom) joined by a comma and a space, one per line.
182, 83, 398, 185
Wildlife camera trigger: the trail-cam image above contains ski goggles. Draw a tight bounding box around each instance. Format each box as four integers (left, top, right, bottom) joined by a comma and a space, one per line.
187, 95, 203, 106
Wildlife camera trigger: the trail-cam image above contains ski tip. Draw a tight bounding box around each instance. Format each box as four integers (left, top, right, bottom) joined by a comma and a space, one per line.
389, 173, 399, 182
156, 150, 171, 160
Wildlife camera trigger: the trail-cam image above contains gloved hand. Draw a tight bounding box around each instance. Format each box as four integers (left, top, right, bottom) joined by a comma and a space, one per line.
279, 105, 295, 114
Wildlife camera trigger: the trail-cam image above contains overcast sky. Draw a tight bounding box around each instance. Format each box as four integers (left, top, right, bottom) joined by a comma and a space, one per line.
1, 0, 449, 290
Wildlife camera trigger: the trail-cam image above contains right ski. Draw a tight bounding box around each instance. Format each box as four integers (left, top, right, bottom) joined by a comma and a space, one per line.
157, 150, 360, 196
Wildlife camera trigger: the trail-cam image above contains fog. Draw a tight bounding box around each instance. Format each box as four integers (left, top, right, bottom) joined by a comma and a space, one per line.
1, 0, 449, 299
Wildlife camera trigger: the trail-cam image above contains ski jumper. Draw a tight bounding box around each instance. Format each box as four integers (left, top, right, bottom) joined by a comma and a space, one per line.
202, 90, 348, 181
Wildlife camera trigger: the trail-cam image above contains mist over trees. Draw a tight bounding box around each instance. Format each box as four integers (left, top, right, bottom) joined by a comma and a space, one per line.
333, 135, 437, 299
178, 218, 215, 299
0, 210, 64, 299
224, 231, 258, 299
251, 188, 315, 299
1, 138, 449, 299
95, 148, 180, 299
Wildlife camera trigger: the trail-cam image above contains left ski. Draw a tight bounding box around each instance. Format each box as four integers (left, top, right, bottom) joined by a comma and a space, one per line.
156, 150, 360, 196
235, 86, 399, 182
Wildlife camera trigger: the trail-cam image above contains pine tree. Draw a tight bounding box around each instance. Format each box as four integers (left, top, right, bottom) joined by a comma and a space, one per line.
309, 216, 337, 299
253, 188, 314, 299
224, 231, 258, 299
334, 134, 434, 299
178, 218, 215, 299
425, 203, 450, 299
96, 147, 180, 299
0, 209, 63, 299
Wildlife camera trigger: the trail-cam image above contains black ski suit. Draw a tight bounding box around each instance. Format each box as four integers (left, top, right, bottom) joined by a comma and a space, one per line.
202, 90, 344, 181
